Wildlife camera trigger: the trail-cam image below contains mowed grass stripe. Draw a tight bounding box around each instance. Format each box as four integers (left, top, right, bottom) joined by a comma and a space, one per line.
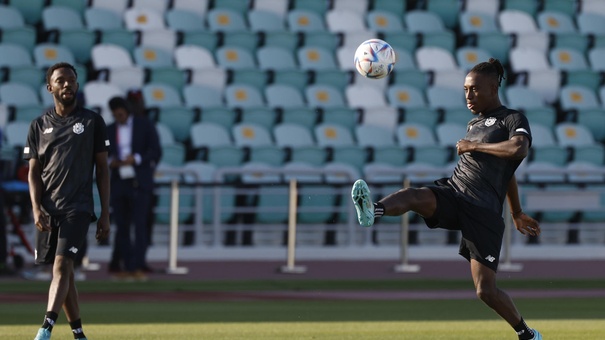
3, 320, 605, 340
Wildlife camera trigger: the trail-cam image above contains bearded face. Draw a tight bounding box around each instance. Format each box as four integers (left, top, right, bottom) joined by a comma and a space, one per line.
47, 67, 79, 107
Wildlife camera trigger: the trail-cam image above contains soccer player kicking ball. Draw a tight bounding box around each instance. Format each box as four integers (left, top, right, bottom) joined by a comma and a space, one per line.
352, 59, 542, 340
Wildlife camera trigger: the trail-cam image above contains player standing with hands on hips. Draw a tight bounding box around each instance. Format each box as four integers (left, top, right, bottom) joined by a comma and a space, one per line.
25, 62, 110, 340
352, 59, 542, 340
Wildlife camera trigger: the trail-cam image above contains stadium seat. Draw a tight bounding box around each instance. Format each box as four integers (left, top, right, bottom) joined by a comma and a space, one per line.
83, 81, 124, 112
470, 32, 511, 64
165, 9, 205, 32
248, 145, 284, 166
137, 29, 177, 55
9, 0, 44, 25
273, 123, 315, 148
264, 84, 305, 108
224, 84, 264, 108
297, 46, 338, 70
542, 0, 577, 17
247, 9, 285, 32
509, 48, 550, 73
392, 49, 416, 71
325, 10, 366, 32
549, 48, 589, 71
436, 122, 466, 147
536, 11, 576, 33
43, 6, 83, 31
98, 29, 137, 54
522, 107, 557, 129
207, 9, 247, 32
253, 0, 288, 19
34, 43, 75, 68
505, 86, 546, 110
222, 31, 260, 54
8, 66, 44, 90
305, 84, 346, 108
577, 13, 605, 35
314, 123, 355, 147
456, 47, 491, 71
355, 124, 395, 148
415, 47, 458, 71
84, 7, 123, 30
279, 107, 318, 130
142, 83, 183, 108
499, 9, 538, 34
421, 31, 457, 53
463, 0, 500, 16
257, 46, 297, 70
0, 82, 40, 106
174, 45, 215, 69
395, 123, 437, 147
321, 107, 358, 133
402, 107, 440, 128
525, 69, 562, 104
238, 107, 277, 130
366, 11, 404, 32
566, 162, 605, 183
156, 106, 196, 143
215, 46, 256, 69
555, 123, 597, 147
287, 9, 326, 32
131, 0, 169, 12
190, 122, 232, 150
182, 84, 223, 109
573, 143, 605, 165
180, 31, 219, 53
404, 10, 446, 33
263, 31, 301, 51
0, 4, 25, 28
503, 0, 538, 16
155, 122, 176, 146
346, 84, 387, 109
387, 84, 427, 109
124, 8, 166, 31
91, 44, 133, 69
427, 0, 459, 29
134, 46, 173, 69
426, 87, 465, 109
105, 66, 145, 93
4, 121, 30, 147
559, 85, 600, 110
172, 0, 209, 18
0, 44, 32, 67
459, 11, 499, 34
588, 48, 605, 71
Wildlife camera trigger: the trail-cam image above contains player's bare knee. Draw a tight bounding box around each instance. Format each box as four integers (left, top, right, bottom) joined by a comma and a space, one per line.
53, 256, 74, 277
476, 285, 497, 304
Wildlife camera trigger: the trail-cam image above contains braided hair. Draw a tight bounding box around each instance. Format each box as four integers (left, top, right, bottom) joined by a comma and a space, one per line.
469, 58, 505, 87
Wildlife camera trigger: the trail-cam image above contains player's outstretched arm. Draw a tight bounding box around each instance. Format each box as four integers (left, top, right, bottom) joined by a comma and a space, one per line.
506, 175, 540, 236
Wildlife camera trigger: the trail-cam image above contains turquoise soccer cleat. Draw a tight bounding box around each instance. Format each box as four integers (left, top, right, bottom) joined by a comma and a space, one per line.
351, 179, 375, 227
530, 329, 542, 340
34, 328, 51, 340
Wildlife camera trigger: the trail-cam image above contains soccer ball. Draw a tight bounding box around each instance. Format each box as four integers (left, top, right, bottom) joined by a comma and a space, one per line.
354, 39, 396, 79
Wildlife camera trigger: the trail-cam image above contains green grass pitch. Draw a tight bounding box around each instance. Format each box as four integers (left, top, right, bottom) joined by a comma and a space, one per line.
1, 279, 605, 339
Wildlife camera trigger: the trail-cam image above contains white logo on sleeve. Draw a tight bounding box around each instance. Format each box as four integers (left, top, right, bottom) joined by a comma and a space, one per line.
485, 255, 496, 263
43, 127, 53, 134
69, 247, 79, 254
73, 122, 84, 134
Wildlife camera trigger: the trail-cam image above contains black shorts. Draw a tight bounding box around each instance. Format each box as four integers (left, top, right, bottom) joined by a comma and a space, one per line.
423, 181, 505, 272
35, 212, 91, 265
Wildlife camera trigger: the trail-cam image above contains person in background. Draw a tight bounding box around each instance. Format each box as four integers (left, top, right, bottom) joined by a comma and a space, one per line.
351, 59, 542, 340
26, 62, 110, 340
106, 96, 161, 281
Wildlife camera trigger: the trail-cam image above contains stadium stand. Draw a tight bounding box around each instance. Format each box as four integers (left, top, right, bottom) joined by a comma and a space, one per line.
0, 0, 603, 253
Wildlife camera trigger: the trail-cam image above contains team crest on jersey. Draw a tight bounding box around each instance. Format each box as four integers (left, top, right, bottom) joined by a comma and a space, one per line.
73, 122, 84, 134
485, 117, 497, 127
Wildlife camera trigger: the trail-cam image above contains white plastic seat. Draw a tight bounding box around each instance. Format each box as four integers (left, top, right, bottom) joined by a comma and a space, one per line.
549, 48, 589, 71
325, 10, 367, 32
436, 122, 466, 147
498, 9, 538, 33
345, 84, 387, 109
415, 47, 458, 71
559, 85, 600, 110
124, 8, 165, 31
509, 48, 550, 73
555, 123, 596, 147
174, 45, 215, 69
504, 86, 546, 110
91, 44, 134, 69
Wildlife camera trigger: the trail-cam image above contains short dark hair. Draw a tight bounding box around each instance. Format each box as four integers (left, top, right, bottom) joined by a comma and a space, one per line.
469, 58, 505, 87
108, 96, 130, 112
46, 62, 78, 84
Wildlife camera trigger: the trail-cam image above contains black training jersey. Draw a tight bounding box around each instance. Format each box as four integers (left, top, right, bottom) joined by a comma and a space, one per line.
23, 106, 109, 216
448, 106, 532, 214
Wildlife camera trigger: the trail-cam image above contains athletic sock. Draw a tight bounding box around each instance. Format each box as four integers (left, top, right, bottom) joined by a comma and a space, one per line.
374, 202, 385, 217
514, 318, 534, 340
69, 319, 87, 339
42, 311, 58, 331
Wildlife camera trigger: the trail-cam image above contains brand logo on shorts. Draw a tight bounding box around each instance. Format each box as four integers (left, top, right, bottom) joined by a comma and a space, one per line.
69, 247, 78, 254
73, 122, 84, 134
485, 255, 496, 263
485, 117, 497, 127
43, 127, 53, 134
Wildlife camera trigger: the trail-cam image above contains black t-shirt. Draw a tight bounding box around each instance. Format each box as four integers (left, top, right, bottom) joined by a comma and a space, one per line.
23, 107, 109, 216
448, 106, 532, 214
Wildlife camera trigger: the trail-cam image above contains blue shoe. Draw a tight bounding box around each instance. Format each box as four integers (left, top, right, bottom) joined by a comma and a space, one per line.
531, 329, 542, 340
34, 328, 51, 340
351, 179, 374, 227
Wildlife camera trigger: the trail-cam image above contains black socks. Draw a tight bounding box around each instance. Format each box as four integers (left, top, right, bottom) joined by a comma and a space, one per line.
42, 311, 58, 331
514, 318, 534, 340
374, 202, 385, 217
69, 319, 86, 339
